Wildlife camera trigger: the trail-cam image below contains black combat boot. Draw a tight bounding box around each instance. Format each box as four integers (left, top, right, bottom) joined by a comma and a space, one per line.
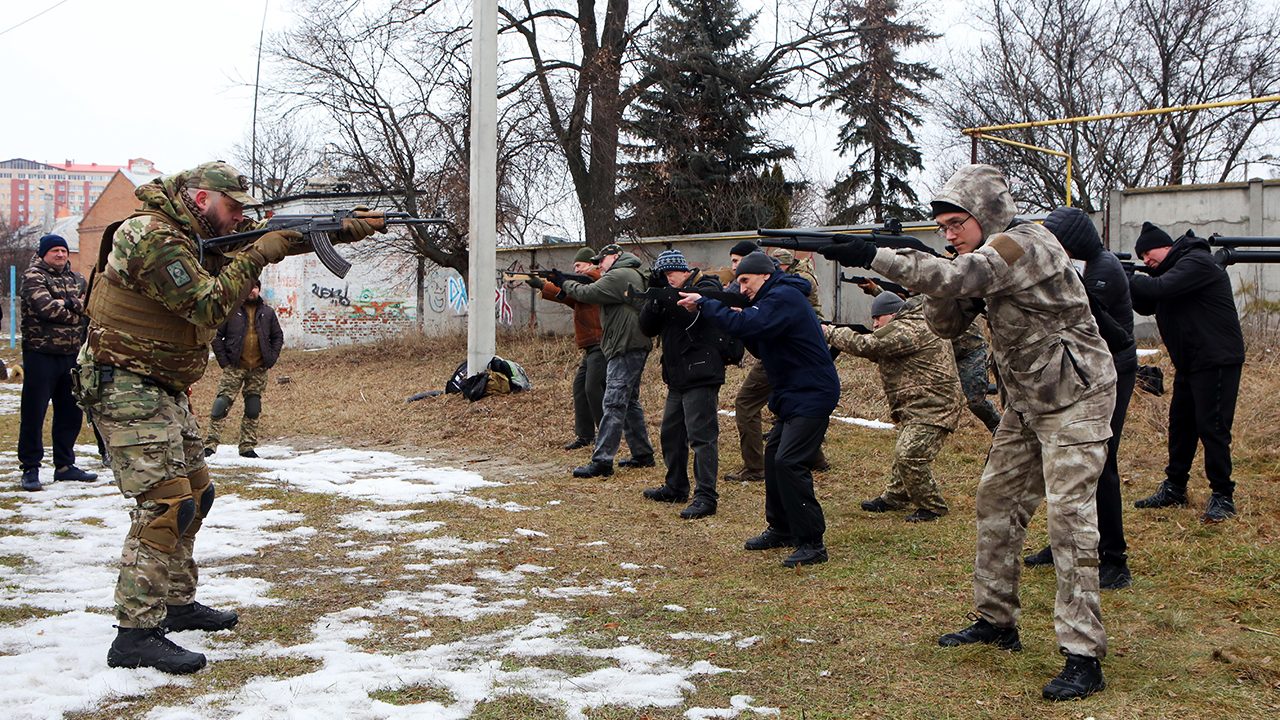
1042, 651, 1105, 701
744, 527, 793, 550
642, 485, 687, 503
860, 497, 897, 513
782, 543, 828, 567
905, 508, 942, 523
107, 627, 207, 674
161, 602, 239, 632
1201, 493, 1236, 523
1099, 560, 1132, 590
572, 461, 613, 478
617, 455, 655, 469
938, 616, 1022, 651
678, 497, 716, 520
1133, 480, 1187, 509
20, 468, 42, 492
239, 449, 260, 459
1024, 545, 1054, 567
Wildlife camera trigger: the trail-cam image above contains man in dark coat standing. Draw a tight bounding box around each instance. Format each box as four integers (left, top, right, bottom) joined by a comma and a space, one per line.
17, 233, 97, 490
679, 252, 839, 567
638, 249, 725, 520
203, 280, 285, 458
1028, 207, 1138, 588
1128, 223, 1244, 523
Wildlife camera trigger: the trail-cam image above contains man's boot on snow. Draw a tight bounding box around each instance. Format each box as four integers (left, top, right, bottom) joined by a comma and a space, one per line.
161, 602, 239, 632
106, 627, 207, 674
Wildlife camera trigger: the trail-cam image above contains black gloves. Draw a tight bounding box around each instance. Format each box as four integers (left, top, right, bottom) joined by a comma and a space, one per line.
818, 235, 877, 268
546, 269, 567, 287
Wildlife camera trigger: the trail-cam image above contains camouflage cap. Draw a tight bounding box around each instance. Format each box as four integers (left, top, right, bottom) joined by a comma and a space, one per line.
183, 161, 261, 207
768, 247, 796, 267
590, 243, 623, 263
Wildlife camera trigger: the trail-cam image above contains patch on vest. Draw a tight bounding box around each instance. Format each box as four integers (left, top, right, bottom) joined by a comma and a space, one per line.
165, 261, 193, 288
987, 233, 1024, 266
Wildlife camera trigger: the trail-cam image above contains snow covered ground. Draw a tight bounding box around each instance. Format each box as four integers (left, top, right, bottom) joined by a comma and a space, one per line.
0, 439, 780, 719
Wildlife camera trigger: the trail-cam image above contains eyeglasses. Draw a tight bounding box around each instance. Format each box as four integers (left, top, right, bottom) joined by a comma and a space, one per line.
935, 215, 974, 238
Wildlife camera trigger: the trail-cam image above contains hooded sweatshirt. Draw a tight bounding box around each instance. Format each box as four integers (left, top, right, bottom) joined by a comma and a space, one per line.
1129, 233, 1244, 372
867, 164, 1116, 416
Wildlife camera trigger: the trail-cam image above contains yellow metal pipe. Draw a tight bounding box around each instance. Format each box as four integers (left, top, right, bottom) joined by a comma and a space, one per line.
963, 95, 1280, 135
976, 133, 1074, 206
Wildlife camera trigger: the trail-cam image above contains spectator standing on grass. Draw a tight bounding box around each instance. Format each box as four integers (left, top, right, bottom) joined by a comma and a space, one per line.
1128, 222, 1244, 523
525, 247, 604, 451
74, 161, 380, 675
556, 243, 654, 478
17, 233, 97, 491
1025, 206, 1138, 589
203, 279, 284, 459
679, 251, 838, 567
817, 164, 1116, 701
824, 291, 963, 523
638, 249, 725, 520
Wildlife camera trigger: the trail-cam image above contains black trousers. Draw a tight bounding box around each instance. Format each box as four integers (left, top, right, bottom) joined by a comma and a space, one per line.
17, 350, 83, 471
764, 415, 829, 544
1166, 364, 1241, 497
572, 345, 606, 441
1098, 368, 1135, 565
658, 384, 719, 502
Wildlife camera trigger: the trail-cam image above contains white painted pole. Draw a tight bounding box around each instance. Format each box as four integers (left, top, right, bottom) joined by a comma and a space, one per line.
467, 0, 498, 375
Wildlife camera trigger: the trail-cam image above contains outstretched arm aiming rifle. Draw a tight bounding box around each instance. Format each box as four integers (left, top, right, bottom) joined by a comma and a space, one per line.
626, 284, 752, 309
842, 274, 912, 298
204, 209, 448, 279
502, 268, 595, 285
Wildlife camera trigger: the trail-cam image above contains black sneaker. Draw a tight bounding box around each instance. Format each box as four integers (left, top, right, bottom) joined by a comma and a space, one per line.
642, 485, 687, 503
618, 455, 656, 469
679, 498, 716, 520
562, 437, 594, 450
572, 461, 613, 478
860, 497, 897, 513
1201, 493, 1236, 523
1133, 480, 1187, 509
1099, 561, 1132, 590
203, 447, 215, 458
1042, 652, 1105, 701
744, 527, 793, 551
54, 465, 98, 482
938, 616, 1022, 651
239, 449, 260, 459
1024, 545, 1054, 567
905, 508, 943, 523
20, 468, 42, 492
782, 543, 828, 567
107, 627, 207, 674
161, 601, 239, 632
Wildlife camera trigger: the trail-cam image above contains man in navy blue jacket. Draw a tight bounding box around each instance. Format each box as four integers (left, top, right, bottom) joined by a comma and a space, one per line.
678, 252, 839, 567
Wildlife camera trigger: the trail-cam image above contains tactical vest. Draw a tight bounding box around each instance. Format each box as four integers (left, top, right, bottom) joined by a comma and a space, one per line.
85, 211, 215, 349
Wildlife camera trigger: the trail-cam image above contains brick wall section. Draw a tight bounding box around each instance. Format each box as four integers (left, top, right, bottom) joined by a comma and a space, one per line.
75, 172, 144, 271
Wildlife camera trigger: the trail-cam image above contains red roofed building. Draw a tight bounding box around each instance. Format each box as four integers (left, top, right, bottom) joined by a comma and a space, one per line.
0, 157, 158, 230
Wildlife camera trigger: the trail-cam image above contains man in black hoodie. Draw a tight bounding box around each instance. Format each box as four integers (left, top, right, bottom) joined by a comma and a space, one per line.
1030, 207, 1138, 589
1128, 222, 1244, 523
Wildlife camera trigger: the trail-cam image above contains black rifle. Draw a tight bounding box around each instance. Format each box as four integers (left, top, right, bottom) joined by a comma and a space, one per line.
502, 269, 594, 285
820, 320, 871, 335
204, 210, 448, 279
626, 285, 752, 309
757, 218, 941, 257
841, 274, 912, 298
1207, 234, 1280, 247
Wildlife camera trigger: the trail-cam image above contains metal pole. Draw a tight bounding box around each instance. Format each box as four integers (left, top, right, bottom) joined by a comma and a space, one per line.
467, 0, 497, 375
9, 265, 15, 349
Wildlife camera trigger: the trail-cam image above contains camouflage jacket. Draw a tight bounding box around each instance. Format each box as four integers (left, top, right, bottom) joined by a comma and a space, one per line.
868, 165, 1116, 415
827, 296, 963, 430
82, 174, 266, 391
20, 255, 88, 355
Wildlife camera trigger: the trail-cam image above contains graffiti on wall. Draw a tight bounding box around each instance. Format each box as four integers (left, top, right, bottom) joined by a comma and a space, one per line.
447, 275, 468, 313
311, 283, 351, 306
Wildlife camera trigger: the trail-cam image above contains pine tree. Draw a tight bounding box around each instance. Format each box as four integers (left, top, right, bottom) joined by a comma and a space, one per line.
823, 0, 939, 225
621, 0, 794, 236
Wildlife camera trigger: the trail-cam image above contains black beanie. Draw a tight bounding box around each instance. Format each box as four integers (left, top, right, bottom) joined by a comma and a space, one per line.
930, 201, 967, 218
729, 240, 760, 257
735, 251, 775, 276
1134, 221, 1173, 257
38, 234, 69, 258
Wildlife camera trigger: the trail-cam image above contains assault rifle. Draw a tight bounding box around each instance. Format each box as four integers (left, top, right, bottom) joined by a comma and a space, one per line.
841, 274, 912, 298
1113, 252, 1152, 276
204, 210, 448, 279
502, 269, 594, 285
757, 218, 942, 258
625, 285, 752, 309
1208, 235, 1280, 266
820, 320, 871, 335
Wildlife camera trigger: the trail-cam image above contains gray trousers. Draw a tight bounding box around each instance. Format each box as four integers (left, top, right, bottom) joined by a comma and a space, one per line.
591, 350, 653, 464
658, 384, 720, 501
572, 345, 606, 441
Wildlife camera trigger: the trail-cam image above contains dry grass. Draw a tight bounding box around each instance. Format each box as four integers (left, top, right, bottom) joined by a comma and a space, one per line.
3, 329, 1279, 718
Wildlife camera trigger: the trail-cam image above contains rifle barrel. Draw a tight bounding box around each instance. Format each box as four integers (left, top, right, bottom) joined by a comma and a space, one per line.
1209, 235, 1280, 247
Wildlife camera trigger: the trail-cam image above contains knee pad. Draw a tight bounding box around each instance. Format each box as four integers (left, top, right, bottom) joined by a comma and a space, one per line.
184, 467, 215, 538
211, 395, 233, 420
134, 477, 194, 554
244, 394, 262, 419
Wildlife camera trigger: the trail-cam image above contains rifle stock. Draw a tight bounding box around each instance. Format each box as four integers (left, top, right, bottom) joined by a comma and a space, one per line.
757, 225, 941, 257
841, 274, 911, 298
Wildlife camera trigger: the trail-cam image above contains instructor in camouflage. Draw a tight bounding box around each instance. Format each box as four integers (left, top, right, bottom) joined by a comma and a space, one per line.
75, 161, 379, 674
817, 165, 1117, 701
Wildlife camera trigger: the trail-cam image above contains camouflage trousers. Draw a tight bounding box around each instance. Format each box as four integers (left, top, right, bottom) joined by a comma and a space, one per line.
204, 366, 268, 452
879, 422, 950, 515
79, 366, 210, 628
955, 345, 1001, 433
973, 388, 1115, 658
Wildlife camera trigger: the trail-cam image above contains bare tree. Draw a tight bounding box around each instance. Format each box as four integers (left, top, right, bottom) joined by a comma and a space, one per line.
230, 110, 325, 201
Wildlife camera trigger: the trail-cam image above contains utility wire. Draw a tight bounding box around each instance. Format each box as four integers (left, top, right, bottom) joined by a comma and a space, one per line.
0, 0, 73, 39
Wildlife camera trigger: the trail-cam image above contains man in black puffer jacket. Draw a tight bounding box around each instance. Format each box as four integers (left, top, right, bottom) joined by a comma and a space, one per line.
1128, 223, 1244, 523
638, 249, 725, 520
1028, 207, 1138, 588
203, 280, 285, 458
